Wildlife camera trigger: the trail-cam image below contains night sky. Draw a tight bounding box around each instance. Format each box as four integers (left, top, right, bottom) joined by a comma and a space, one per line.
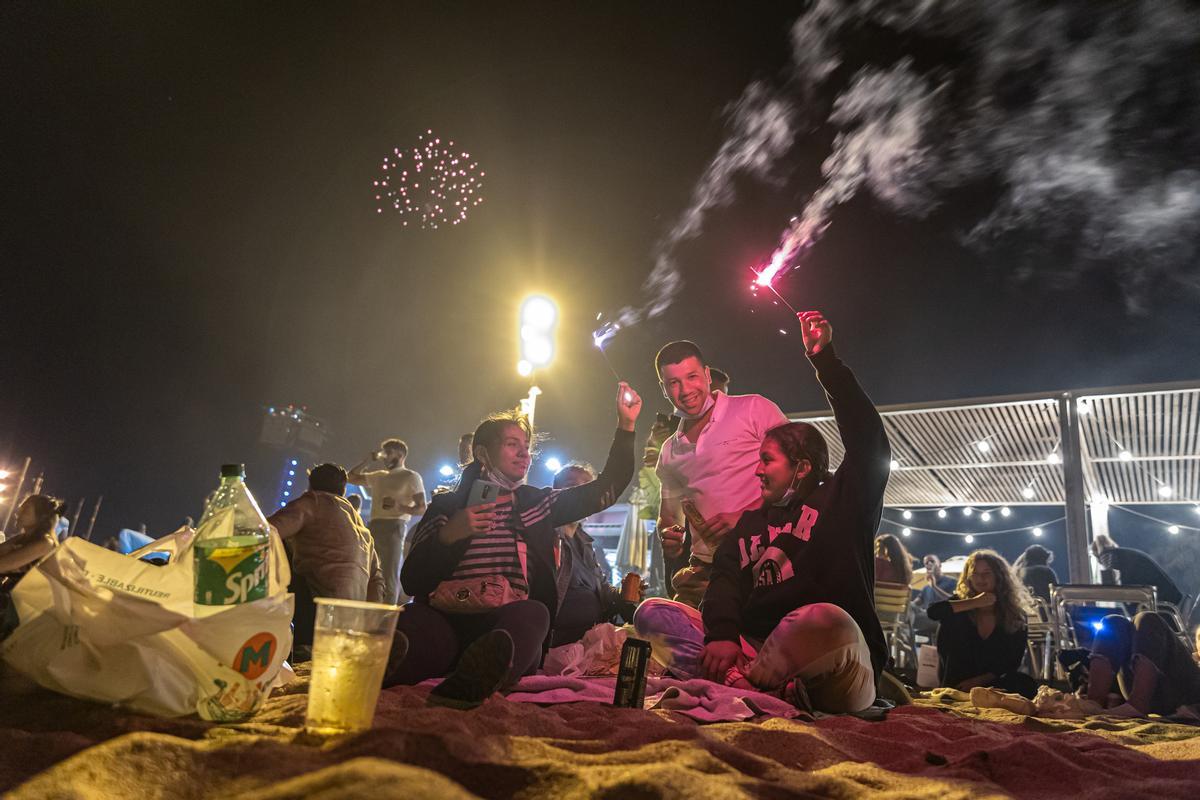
3, 2, 1198, 576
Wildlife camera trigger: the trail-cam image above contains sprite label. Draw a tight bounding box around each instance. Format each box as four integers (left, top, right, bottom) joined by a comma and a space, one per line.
194, 535, 270, 606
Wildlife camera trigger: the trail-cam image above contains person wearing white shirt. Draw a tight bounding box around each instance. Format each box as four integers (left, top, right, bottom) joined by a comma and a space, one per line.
348, 438, 427, 605
654, 341, 787, 606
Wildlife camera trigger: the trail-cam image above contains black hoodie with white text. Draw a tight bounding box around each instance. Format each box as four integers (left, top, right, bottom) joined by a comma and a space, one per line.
701, 345, 891, 679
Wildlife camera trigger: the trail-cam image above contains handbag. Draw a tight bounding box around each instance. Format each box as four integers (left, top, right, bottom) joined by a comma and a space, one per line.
429, 539, 529, 614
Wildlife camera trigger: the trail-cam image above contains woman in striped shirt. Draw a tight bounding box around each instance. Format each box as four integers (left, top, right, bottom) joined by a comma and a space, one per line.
385, 382, 641, 708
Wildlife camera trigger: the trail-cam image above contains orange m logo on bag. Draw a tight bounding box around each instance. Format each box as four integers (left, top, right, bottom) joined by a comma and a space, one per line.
233, 632, 277, 680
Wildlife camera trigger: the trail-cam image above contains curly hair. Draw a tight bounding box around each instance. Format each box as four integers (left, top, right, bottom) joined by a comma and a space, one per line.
954, 549, 1032, 634
762, 422, 832, 483
874, 533, 914, 587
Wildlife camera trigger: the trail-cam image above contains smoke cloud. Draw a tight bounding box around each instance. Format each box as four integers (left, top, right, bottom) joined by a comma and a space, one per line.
615, 0, 1200, 324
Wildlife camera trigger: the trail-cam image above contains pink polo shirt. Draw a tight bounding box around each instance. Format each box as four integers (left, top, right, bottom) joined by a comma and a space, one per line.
655, 391, 788, 562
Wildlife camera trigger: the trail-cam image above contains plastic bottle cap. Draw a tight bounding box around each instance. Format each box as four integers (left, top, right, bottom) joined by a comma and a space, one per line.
220, 464, 246, 478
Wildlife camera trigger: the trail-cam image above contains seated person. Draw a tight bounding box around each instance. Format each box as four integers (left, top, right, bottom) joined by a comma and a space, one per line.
635, 312, 887, 713
385, 384, 640, 708
1086, 612, 1200, 716
912, 553, 957, 636
1013, 544, 1058, 604
549, 463, 638, 646
1091, 533, 1184, 608
267, 463, 385, 651
874, 533, 914, 586
927, 549, 1037, 698
0, 495, 64, 578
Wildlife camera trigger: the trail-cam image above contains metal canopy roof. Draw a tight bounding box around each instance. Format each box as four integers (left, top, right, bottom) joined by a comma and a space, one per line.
788, 381, 1200, 508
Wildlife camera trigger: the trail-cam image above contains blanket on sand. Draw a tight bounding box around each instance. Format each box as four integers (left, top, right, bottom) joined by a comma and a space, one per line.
2, 666, 1200, 798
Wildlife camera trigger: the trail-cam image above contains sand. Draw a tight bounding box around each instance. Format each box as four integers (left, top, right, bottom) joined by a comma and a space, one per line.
2, 667, 1199, 799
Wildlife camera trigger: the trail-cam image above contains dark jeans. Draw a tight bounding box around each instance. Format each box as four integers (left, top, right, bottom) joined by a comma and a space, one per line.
383, 599, 551, 688
1091, 612, 1200, 713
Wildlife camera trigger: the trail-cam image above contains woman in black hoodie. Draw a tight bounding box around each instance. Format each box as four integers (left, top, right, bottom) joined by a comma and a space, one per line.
634, 311, 889, 713
384, 383, 640, 708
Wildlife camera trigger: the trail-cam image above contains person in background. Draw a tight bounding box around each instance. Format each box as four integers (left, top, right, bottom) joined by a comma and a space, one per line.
1085, 612, 1200, 717
913, 554, 957, 636
638, 419, 673, 597
386, 384, 640, 709
1091, 533, 1184, 608
347, 493, 363, 514
1013, 544, 1059, 604
549, 463, 637, 645
0, 495, 63, 576
636, 311, 890, 712
654, 341, 788, 607
709, 368, 731, 394
268, 463, 385, 653
873, 533, 914, 586
927, 549, 1037, 698
458, 433, 475, 468
348, 438, 427, 605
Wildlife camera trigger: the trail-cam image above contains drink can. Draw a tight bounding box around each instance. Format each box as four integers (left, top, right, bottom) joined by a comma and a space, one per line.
613, 637, 651, 708
621, 571, 643, 602
194, 536, 270, 606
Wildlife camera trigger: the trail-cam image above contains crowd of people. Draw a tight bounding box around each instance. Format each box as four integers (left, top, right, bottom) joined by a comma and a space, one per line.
2, 310, 1198, 718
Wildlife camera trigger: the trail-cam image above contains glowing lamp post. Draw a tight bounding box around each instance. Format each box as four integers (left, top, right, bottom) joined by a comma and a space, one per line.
518, 296, 557, 426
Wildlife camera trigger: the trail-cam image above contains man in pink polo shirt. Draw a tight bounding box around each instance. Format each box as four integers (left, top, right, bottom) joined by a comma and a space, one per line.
654, 340, 788, 606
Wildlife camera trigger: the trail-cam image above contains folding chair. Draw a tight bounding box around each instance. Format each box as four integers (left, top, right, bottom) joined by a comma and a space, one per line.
874, 581, 917, 670
1025, 596, 1057, 681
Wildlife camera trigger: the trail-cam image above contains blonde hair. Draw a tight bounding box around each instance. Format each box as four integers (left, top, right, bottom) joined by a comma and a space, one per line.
955, 549, 1033, 634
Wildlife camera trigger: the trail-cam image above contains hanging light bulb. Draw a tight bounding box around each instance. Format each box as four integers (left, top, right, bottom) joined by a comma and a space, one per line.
1022, 485, 1036, 500
1158, 484, 1174, 498
1032, 527, 1043, 537
902, 528, 912, 537
963, 507, 974, 517
1000, 506, 1011, 517
1168, 525, 1180, 535
964, 534, 975, 544
976, 439, 991, 454
902, 509, 913, 520
937, 509, 948, 519
1047, 451, 1061, 465
981, 511, 993, 522
889, 459, 900, 471
1118, 449, 1133, 462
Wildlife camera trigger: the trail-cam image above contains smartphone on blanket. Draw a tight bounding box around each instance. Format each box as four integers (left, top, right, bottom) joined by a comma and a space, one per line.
467, 479, 503, 507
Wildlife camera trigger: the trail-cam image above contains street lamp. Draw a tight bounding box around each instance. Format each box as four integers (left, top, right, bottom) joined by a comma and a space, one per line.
518, 295, 557, 425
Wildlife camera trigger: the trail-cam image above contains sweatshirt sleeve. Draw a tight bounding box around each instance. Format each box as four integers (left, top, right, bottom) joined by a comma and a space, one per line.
399, 495, 472, 598
548, 428, 636, 527
926, 599, 954, 622
702, 528, 748, 643
809, 345, 890, 503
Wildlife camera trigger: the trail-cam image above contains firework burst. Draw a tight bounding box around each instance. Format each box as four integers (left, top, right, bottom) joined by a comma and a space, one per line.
374, 130, 485, 229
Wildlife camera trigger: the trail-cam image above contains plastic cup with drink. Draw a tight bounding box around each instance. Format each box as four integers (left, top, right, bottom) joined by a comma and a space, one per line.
305, 598, 402, 734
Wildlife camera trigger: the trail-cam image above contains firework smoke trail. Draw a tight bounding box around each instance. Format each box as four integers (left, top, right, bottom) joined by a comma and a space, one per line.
610, 84, 795, 329
609, 0, 1200, 330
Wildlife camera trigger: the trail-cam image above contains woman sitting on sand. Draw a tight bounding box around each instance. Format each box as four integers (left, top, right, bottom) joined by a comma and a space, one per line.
384, 383, 640, 708
1084, 611, 1200, 717
927, 549, 1037, 698
634, 312, 889, 714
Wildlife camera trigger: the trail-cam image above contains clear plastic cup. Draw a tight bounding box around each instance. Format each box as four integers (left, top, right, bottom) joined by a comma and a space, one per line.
305, 598, 402, 734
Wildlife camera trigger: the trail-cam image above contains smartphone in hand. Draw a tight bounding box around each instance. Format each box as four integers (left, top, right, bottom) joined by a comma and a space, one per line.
467, 479, 503, 507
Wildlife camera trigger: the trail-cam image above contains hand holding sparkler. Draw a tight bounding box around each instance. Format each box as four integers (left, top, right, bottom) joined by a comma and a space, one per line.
616, 382, 642, 432
797, 310, 832, 355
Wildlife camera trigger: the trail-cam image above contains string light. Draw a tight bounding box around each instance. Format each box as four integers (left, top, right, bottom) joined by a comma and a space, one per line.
937, 509, 948, 519
1000, 506, 1011, 517
1158, 484, 1174, 498
1032, 527, 1043, 537
374, 130, 485, 228
902, 509, 913, 520
1046, 451, 1061, 465
963, 507, 974, 517
1076, 399, 1092, 415
981, 511, 992, 522
976, 439, 992, 454
964, 534, 975, 544
889, 459, 900, 471
1022, 484, 1036, 500
1168, 525, 1180, 535
902, 527, 912, 537
1118, 449, 1133, 461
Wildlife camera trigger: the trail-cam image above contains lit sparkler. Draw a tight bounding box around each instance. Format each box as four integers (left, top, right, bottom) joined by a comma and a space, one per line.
593, 319, 632, 402
374, 130, 485, 229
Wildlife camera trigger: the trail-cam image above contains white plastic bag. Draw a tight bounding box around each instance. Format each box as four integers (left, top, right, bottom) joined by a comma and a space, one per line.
1, 509, 293, 720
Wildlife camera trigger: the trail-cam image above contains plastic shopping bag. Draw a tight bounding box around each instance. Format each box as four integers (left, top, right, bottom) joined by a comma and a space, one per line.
1, 509, 293, 720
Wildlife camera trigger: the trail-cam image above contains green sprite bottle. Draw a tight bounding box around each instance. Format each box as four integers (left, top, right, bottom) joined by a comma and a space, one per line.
193, 463, 271, 615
